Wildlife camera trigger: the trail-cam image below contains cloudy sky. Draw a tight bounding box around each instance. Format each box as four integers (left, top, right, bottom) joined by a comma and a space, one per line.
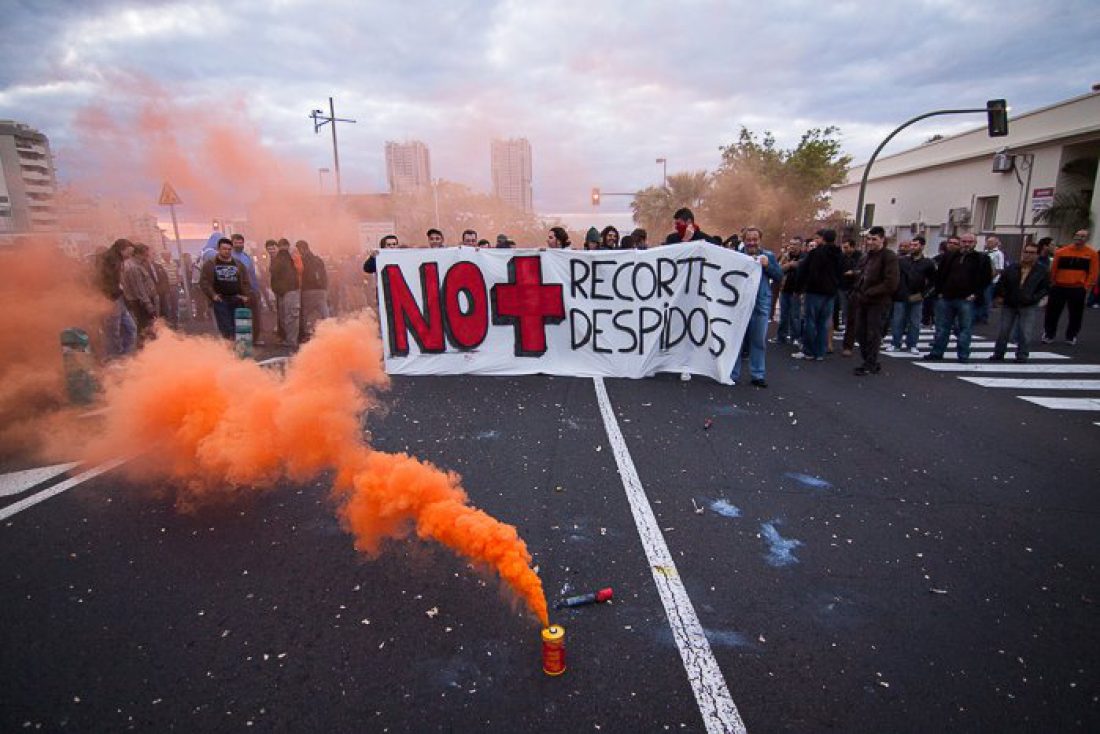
1, 0, 1098, 222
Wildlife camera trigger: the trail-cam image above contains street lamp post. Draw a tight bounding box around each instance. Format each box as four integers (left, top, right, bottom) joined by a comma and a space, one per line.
854, 101, 1009, 232
309, 97, 356, 197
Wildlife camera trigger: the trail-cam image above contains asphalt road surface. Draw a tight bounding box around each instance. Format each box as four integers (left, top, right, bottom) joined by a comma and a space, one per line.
2, 311, 1099, 732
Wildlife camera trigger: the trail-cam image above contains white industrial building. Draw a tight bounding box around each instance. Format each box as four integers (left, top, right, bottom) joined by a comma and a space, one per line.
832, 91, 1100, 257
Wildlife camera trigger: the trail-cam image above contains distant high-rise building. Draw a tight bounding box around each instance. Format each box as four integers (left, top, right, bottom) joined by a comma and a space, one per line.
0, 120, 59, 234
491, 138, 533, 213
385, 140, 431, 193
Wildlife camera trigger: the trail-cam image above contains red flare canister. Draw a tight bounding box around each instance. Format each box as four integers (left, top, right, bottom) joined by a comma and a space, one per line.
541, 625, 566, 676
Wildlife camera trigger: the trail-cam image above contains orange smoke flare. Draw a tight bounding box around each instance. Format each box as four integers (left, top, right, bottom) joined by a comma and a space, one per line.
83, 314, 548, 626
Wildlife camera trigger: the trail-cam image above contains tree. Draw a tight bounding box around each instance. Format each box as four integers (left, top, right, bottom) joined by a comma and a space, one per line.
1035, 191, 1093, 233
630, 170, 711, 236
703, 126, 851, 242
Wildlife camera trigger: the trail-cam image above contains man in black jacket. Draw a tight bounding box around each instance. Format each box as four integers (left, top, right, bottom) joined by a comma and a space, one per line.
887, 235, 936, 354
989, 242, 1050, 361
922, 233, 993, 362
793, 228, 843, 360
852, 227, 900, 376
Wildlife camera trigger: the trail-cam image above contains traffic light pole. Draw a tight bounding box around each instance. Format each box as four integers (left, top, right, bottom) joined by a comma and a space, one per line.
854, 104, 1004, 231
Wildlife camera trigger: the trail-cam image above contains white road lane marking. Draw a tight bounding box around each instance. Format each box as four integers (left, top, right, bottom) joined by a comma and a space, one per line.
960, 378, 1100, 390
0, 457, 129, 522
1017, 396, 1100, 411
0, 463, 79, 497
915, 362, 1100, 373
592, 377, 745, 734
884, 350, 1068, 360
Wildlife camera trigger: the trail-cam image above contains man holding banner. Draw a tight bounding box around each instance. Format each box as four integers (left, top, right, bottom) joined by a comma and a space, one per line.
731, 228, 783, 387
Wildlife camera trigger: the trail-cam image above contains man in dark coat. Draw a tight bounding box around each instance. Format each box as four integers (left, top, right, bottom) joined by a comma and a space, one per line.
922, 232, 993, 362
851, 226, 900, 376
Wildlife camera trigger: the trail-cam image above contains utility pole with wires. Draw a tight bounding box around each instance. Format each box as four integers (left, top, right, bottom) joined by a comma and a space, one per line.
309, 97, 356, 197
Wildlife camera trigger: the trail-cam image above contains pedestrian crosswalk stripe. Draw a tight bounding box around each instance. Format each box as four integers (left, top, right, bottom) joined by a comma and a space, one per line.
959, 378, 1100, 390
0, 462, 79, 498
915, 363, 1100, 373
884, 350, 1068, 360
1017, 396, 1100, 411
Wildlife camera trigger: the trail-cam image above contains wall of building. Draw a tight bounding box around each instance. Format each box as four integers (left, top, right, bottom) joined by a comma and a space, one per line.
832, 92, 1100, 253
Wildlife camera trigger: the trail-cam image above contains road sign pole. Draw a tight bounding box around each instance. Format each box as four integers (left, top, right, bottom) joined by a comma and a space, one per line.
168, 203, 191, 311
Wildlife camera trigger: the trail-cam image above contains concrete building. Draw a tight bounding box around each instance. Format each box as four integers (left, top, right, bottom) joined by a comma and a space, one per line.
491, 137, 533, 213
832, 91, 1100, 258
385, 140, 431, 193
0, 120, 59, 235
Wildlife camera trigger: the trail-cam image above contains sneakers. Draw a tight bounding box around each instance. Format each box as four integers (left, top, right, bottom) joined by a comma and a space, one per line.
1066, 337, 1078, 346
907, 347, 921, 354
750, 378, 768, 388
883, 344, 897, 352
680, 371, 692, 382
1041, 335, 1054, 344
791, 351, 808, 359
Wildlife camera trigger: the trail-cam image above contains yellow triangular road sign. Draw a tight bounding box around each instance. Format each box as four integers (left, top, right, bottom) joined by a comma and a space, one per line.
158, 182, 182, 206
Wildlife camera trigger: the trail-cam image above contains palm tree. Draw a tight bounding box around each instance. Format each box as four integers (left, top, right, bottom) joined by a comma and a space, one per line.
1035, 191, 1093, 234
630, 170, 711, 236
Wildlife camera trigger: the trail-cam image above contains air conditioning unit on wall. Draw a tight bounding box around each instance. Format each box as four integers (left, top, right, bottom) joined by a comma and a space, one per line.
948, 207, 972, 225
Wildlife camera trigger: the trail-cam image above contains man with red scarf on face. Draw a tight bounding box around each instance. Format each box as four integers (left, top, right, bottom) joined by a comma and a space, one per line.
663, 208, 714, 244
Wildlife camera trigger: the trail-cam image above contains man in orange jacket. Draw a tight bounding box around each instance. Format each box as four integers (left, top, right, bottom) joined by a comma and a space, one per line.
1043, 229, 1098, 345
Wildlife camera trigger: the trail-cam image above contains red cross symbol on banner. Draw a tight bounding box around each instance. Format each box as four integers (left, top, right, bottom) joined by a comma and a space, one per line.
490, 256, 565, 356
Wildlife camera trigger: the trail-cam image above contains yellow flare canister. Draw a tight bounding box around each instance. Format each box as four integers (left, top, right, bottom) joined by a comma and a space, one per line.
541, 625, 566, 676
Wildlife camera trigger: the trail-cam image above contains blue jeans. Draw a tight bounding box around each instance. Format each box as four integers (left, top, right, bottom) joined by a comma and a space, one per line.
974, 283, 995, 322
102, 296, 136, 358
732, 294, 770, 382
802, 293, 834, 358
777, 292, 802, 343
211, 296, 246, 340
890, 300, 921, 349
930, 298, 974, 360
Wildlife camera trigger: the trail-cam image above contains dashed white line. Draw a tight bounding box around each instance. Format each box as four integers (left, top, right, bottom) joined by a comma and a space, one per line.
592, 377, 745, 734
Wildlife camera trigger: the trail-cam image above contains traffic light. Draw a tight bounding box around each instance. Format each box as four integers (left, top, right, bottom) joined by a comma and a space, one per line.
591, 187, 601, 206
986, 99, 1008, 137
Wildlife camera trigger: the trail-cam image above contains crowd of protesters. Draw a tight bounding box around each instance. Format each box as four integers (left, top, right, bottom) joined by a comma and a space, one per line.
93, 231, 371, 359
363, 213, 1097, 386
93, 215, 1096, 383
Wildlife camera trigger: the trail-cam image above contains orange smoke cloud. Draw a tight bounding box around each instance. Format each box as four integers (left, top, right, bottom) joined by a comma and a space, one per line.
66, 74, 365, 257
83, 315, 548, 626
0, 241, 110, 460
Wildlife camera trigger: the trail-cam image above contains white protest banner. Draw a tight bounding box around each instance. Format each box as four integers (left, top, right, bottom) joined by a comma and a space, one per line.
375, 243, 761, 384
